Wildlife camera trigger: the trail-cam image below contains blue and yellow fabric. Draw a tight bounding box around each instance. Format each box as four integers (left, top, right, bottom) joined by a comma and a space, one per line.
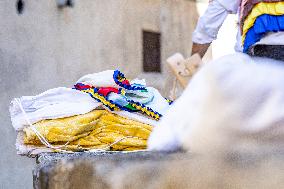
243, 14, 284, 52
242, 1, 284, 52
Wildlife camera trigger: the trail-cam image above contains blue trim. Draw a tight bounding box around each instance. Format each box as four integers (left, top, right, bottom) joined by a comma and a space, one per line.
165, 98, 174, 105
76, 87, 162, 120
243, 14, 284, 53
73, 72, 162, 119
113, 70, 146, 91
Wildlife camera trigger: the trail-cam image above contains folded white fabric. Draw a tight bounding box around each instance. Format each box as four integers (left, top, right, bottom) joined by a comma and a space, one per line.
10, 87, 161, 131
148, 53, 284, 152
10, 87, 102, 131
10, 70, 168, 131
77, 70, 148, 88
144, 87, 171, 116
76, 70, 117, 88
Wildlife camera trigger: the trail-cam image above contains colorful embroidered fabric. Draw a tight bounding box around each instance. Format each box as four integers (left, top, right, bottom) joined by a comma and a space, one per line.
243, 14, 284, 52
113, 70, 146, 91
241, 1, 284, 44
74, 84, 162, 120
74, 70, 169, 120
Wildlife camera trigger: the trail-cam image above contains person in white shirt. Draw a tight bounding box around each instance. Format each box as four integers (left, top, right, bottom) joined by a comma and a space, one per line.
191, 0, 284, 60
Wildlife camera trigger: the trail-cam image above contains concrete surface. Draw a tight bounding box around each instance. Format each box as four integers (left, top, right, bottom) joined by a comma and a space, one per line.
33, 151, 187, 189
34, 151, 284, 189
0, 1, 199, 188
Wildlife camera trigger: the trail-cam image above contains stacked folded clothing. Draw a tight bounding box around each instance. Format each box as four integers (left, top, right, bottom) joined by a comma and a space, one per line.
23, 110, 152, 151
10, 70, 171, 156
240, 0, 284, 52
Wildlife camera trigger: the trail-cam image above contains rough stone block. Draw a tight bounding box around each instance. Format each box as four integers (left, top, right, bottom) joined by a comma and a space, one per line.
34, 151, 284, 189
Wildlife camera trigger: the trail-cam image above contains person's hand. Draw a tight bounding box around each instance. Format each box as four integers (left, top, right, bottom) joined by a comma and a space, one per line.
191, 42, 211, 58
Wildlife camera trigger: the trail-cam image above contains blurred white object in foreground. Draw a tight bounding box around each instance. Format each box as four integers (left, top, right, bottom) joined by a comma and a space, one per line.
148, 53, 284, 153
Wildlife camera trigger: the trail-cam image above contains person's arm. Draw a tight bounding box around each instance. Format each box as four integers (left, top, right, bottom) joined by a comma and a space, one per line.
191, 0, 234, 57
191, 43, 211, 58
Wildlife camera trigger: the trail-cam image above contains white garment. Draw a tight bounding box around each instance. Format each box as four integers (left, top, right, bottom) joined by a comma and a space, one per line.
9, 86, 161, 131
144, 87, 171, 116
148, 53, 284, 152
10, 71, 171, 131
192, 0, 284, 51
192, 0, 230, 44
9, 87, 102, 131
218, 0, 241, 13
256, 32, 284, 45
77, 70, 118, 88
10, 86, 158, 156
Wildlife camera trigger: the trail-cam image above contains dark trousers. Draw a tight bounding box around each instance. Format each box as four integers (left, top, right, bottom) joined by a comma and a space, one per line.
249, 45, 284, 61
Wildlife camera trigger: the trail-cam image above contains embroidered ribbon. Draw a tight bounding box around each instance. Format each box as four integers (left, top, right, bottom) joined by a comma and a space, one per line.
74, 83, 162, 120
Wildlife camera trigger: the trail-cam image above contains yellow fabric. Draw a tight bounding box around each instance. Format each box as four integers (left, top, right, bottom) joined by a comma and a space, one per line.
242, 2, 284, 44
24, 110, 153, 151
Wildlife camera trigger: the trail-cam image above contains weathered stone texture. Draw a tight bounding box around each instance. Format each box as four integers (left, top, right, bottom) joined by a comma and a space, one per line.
34, 151, 284, 189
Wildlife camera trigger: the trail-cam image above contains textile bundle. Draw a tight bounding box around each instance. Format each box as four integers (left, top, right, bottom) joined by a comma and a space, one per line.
10, 70, 170, 156
23, 110, 152, 151
240, 0, 284, 52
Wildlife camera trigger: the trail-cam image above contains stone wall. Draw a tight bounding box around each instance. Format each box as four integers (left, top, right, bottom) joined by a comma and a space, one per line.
0, 0, 198, 188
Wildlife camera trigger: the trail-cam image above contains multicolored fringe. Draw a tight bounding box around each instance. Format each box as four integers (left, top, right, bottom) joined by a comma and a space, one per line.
127, 100, 161, 120
165, 98, 174, 105
73, 70, 175, 120
74, 83, 162, 120
80, 87, 120, 112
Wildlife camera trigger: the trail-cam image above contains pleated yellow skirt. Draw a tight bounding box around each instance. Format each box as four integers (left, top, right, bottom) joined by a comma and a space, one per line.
23, 110, 153, 151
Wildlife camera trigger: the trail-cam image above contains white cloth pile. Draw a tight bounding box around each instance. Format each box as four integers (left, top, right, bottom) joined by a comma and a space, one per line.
148, 53, 284, 153
10, 70, 171, 131
10, 88, 101, 131
10, 70, 171, 155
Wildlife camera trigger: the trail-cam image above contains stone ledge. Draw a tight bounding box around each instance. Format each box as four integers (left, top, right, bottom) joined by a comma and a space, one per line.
33, 151, 187, 189
33, 151, 284, 189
